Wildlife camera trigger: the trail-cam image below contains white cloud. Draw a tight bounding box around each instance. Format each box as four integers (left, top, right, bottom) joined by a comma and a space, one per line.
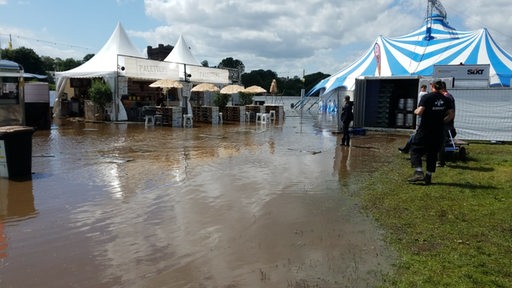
137, 0, 447, 76
140, 0, 420, 76
5, 0, 512, 78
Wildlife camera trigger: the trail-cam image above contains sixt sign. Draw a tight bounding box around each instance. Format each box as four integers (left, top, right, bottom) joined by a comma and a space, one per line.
467, 68, 485, 75
434, 64, 490, 81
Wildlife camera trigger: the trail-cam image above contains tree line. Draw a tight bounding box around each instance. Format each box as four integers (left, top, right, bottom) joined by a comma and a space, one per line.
1, 47, 328, 96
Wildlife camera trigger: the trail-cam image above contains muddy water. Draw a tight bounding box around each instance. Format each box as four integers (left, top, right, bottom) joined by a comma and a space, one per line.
0, 111, 404, 288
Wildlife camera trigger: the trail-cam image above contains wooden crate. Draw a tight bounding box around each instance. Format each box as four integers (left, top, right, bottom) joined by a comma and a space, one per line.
192, 106, 219, 124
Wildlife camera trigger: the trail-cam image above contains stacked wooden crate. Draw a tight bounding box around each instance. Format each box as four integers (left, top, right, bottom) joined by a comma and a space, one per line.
192, 106, 219, 124
222, 106, 245, 122
153, 106, 182, 126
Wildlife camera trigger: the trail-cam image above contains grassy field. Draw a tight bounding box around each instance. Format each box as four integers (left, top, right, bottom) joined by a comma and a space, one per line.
360, 142, 512, 287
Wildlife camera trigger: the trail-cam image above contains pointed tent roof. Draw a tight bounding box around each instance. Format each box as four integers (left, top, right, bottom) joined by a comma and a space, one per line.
309, 13, 512, 95
164, 34, 200, 65
55, 22, 143, 78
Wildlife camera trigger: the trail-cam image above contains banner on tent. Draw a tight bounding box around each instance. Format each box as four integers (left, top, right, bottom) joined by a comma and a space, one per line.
119, 56, 179, 79
434, 64, 490, 88
187, 65, 230, 84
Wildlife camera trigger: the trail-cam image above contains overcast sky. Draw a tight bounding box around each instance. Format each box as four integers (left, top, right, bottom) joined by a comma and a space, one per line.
1, 0, 511, 77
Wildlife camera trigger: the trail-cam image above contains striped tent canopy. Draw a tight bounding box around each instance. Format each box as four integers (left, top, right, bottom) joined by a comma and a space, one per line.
308, 13, 512, 95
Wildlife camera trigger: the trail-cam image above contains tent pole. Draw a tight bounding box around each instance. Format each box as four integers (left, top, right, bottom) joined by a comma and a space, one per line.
114, 55, 119, 121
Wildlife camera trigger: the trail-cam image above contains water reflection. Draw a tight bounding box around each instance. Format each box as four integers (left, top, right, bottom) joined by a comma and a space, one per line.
0, 179, 37, 222
0, 179, 37, 261
0, 103, 404, 287
0, 222, 6, 259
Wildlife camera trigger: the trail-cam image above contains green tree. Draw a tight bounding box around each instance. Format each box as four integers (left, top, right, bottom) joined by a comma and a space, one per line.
304, 72, 330, 95
40, 56, 57, 85
83, 54, 94, 62
280, 76, 304, 96
218, 57, 245, 73
201, 60, 209, 67
240, 69, 277, 90
212, 93, 230, 111
238, 93, 253, 105
88, 79, 112, 113
54, 57, 82, 71
40, 56, 56, 72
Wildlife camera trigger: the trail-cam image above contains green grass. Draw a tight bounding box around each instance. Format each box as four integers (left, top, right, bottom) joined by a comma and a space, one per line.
361, 142, 512, 288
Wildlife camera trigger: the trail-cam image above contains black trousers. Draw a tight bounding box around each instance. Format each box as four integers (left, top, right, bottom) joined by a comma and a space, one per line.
341, 121, 351, 145
410, 131, 443, 173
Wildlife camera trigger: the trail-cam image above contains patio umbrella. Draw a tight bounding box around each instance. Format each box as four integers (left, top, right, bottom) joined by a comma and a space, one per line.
190, 83, 220, 92
149, 79, 183, 88
269, 79, 277, 95
242, 85, 267, 94
220, 84, 245, 94
269, 79, 278, 103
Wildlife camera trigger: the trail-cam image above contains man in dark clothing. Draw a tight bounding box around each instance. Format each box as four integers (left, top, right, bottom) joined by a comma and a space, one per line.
408, 80, 455, 185
340, 95, 354, 146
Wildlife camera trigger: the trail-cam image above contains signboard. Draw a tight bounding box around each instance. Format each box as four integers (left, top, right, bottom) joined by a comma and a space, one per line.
119, 56, 179, 80
0, 140, 8, 178
188, 66, 230, 84
25, 82, 49, 103
434, 64, 490, 88
118, 55, 230, 84
434, 64, 490, 80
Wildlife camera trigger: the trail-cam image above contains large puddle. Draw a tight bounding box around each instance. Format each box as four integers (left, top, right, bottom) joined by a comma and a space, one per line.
1, 110, 404, 287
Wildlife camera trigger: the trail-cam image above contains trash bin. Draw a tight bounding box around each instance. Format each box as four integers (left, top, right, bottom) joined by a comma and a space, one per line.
0, 126, 35, 180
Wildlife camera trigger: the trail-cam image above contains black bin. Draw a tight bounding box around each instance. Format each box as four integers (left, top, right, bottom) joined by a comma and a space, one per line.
0, 126, 35, 181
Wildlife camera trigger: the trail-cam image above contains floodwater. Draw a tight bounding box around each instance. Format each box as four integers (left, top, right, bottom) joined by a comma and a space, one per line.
0, 105, 405, 288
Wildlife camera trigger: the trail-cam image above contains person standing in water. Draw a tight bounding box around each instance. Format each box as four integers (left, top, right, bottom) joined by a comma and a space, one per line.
340, 95, 354, 146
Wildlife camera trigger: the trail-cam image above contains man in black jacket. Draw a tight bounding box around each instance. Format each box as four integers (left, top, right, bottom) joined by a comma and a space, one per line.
408, 80, 455, 185
340, 95, 354, 146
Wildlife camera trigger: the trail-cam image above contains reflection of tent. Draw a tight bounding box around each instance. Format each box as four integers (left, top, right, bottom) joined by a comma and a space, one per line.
308, 11, 512, 95
54, 22, 144, 120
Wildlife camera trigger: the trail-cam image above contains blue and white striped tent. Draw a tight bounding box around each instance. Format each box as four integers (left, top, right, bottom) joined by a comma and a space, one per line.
308, 14, 512, 96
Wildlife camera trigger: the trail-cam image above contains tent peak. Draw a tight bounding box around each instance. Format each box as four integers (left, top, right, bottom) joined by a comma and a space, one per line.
164, 34, 200, 65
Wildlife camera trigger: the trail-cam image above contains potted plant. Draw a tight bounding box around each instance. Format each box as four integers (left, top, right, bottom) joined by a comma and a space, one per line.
238, 92, 253, 106
213, 92, 230, 111
87, 79, 112, 121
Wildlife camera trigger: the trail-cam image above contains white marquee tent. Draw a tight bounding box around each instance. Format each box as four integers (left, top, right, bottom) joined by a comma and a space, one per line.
54, 24, 230, 121
54, 23, 144, 120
